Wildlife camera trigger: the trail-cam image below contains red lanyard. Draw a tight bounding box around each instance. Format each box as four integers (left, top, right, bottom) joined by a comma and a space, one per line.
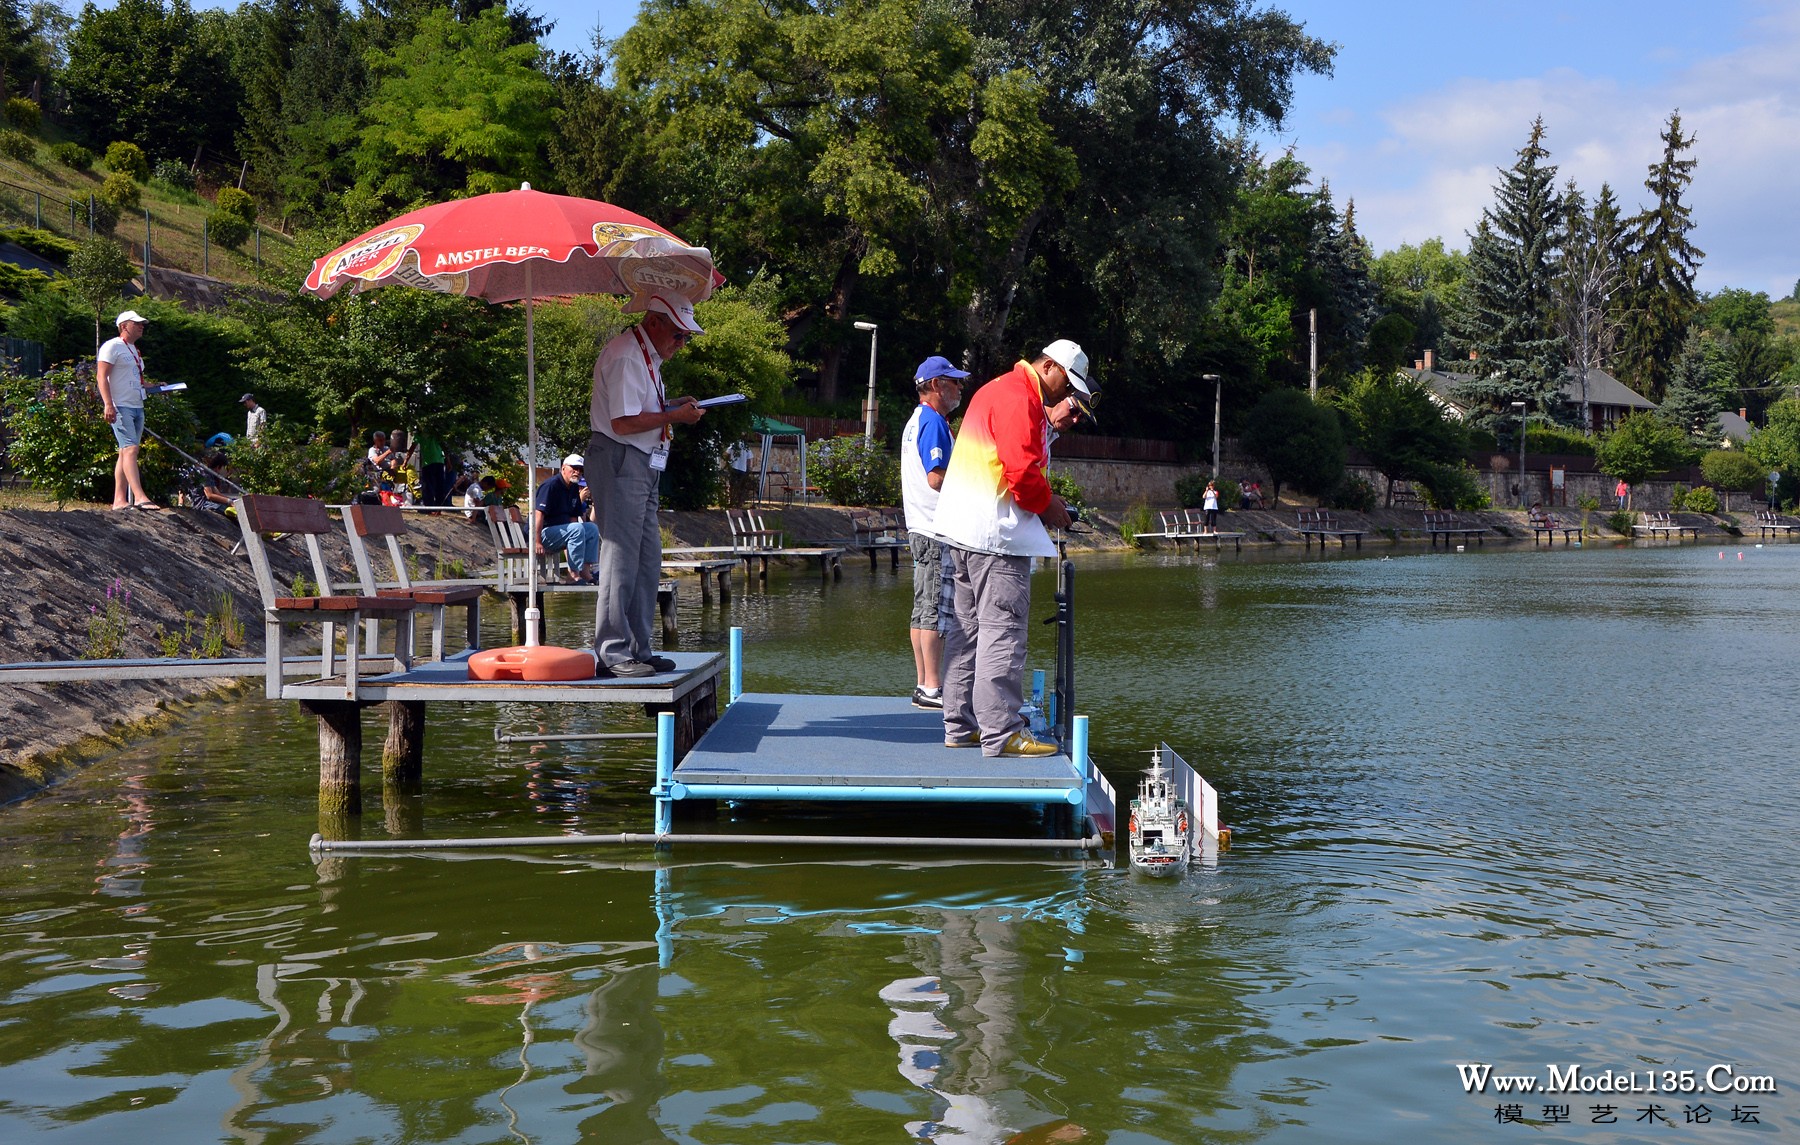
630, 326, 670, 442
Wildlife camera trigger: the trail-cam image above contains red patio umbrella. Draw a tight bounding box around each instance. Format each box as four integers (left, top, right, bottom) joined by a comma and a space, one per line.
303, 184, 720, 644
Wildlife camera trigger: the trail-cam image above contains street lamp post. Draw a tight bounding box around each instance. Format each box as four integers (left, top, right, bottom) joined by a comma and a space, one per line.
1511, 400, 1528, 508
854, 321, 879, 442
1204, 374, 1222, 478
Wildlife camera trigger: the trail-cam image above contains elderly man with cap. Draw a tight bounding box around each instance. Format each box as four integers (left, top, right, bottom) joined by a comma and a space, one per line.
588, 292, 706, 677
239, 393, 267, 443
534, 453, 598, 584
900, 353, 968, 709
933, 339, 1094, 757
97, 309, 158, 510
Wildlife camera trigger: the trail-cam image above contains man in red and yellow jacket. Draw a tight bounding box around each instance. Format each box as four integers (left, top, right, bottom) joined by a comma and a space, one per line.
934, 339, 1094, 757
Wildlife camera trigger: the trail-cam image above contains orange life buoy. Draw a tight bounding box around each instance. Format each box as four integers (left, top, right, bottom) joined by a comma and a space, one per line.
1176, 812, 1188, 836
1128, 813, 1139, 836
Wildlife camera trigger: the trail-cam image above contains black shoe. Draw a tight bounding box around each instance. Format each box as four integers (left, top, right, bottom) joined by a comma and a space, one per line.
911, 686, 943, 710
647, 655, 677, 672
603, 659, 656, 678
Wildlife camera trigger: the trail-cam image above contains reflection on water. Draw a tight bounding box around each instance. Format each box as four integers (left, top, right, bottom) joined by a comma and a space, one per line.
1, 543, 1797, 1142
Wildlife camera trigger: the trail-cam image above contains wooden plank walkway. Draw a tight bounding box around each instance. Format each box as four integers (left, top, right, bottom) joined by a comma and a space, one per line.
0, 655, 407, 684
279, 648, 723, 705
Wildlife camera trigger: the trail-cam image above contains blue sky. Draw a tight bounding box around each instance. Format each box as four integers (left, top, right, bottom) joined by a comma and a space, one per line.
516, 0, 1795, 298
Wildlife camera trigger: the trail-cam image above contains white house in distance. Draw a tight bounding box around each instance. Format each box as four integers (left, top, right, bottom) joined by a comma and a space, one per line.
1401, 349, 1656, 433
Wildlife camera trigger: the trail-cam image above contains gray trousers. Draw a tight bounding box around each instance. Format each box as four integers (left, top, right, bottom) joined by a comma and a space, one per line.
587, 432, 660, 666
942, 546, 1032, 755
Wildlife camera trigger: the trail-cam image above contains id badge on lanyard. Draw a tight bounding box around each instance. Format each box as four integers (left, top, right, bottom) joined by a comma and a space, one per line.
647, 444, 669, 472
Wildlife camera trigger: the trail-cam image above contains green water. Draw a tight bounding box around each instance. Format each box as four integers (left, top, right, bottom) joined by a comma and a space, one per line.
2, 543, 1794, 1143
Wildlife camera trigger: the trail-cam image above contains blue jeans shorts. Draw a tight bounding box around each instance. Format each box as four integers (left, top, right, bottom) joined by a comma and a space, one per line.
111, 406, 145, 449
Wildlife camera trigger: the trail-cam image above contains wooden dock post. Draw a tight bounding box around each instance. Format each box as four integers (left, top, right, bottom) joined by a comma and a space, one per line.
302, 699, 366, 816
382, 700, 425, 792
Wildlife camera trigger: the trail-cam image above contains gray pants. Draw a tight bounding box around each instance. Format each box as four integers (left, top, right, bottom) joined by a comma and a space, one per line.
587, 432, 660, 666
942, 546, 1032, 755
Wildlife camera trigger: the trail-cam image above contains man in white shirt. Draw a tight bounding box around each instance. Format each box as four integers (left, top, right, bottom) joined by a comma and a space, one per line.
240, 393, 267, 442
587, 292, 706, 678
900, 354, 967, 709
97, 309, 158, 510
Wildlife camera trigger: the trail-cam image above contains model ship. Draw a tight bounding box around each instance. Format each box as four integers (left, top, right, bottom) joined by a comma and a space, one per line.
1127, 747, 1191, 876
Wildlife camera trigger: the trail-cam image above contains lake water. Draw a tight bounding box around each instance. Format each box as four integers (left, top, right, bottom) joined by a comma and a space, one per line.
1, 541, 1794, 1143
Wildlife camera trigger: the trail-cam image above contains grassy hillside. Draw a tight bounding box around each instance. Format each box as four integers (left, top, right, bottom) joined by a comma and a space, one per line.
0, 133, 293, 288
1771, 297, 1800, 340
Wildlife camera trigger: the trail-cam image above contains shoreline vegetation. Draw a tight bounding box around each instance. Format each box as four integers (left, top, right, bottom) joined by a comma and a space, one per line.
0, 500, 1748, 804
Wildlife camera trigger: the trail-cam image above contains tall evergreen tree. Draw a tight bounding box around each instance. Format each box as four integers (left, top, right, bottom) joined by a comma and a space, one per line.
1304, 188, 1379, 380
1619, 110, 1703, 402
1657, 328, 1733, 443
1447, 118, 1568, 429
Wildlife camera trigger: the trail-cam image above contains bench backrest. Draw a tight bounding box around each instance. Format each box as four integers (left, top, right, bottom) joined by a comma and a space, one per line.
234, 494, 351, 609
346, 502, 416, 593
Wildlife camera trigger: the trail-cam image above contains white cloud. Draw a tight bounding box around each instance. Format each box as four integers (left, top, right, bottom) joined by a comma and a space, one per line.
1312, 9, 1800, 295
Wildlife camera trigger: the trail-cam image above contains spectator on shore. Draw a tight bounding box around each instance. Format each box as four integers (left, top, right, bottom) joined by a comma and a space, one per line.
97, 310, 158, 510
239, 394, 266, 442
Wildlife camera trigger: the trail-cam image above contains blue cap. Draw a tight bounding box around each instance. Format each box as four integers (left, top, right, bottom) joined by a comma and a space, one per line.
914, 354, 971, 386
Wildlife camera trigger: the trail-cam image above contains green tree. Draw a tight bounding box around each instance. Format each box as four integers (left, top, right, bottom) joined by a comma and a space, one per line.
62, 0, 241, 163
1447, 118, 1569, 430
352, 5, 555, 214
233, 0, 366, 221
1745, 397, 1800, 491
66, 236, 135, 351
1240, 388, 1345, 507
1617, 111, 1703, 401
1657, 329, 1733, 443
1370, 237, 1466, 359
1328, 371, 1468, 506
1595, 410, 1695, 486
1701, 448, 1767, 501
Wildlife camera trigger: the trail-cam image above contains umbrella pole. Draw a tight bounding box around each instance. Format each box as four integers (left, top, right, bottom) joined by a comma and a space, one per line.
524, 267, 541, 646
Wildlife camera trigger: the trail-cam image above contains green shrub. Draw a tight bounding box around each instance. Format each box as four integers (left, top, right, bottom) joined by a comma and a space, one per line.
0, 261, 52, 298
1, 365, 193, 504
99, 171, 141, 215
1047, 468, 1085, 510
151, 160, 195, 190
1524, 424, 1596, 456
1701, 448, 1766, 494
1684, 485, 1719, 513
1119, 500, 1154, 545
1418, 461, 1490, 510
1669, 482, 1688, 510
226, 419, 365, 500
0, 128, 34, 161
85, 194, 120, 234
806, 436, 899, 506
3, 97, 40, 133
50, 141, 93, 170
1607, 509, 1635, 535
103, 141, 148, 181
1215, 477, 1240, 510
214, 185, 257, 224
0, 226, 80, 262
1328, 474, 1377, 511
206, 209, 251, 249
1173, 471, 1207, 508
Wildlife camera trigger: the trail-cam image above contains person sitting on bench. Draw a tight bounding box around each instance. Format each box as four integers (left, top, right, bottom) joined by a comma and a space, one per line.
534, 454, 599, 584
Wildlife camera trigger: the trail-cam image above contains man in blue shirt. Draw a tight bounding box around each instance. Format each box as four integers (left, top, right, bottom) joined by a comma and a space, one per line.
900, 354, 968, 708
534, 454, 599, 584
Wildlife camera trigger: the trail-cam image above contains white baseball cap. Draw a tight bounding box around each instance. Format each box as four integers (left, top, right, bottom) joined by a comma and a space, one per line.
115, 310, 150, 326
1042, 339, 1093, 396
627, 292, 705, 335
562, 454, 585, 468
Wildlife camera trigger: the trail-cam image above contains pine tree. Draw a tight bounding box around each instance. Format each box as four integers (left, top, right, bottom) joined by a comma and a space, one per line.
1306, 191, 1379, 378
1447, 118, 1569, 430
1619, 111, 1703, 402
1658, 328, 1733, 442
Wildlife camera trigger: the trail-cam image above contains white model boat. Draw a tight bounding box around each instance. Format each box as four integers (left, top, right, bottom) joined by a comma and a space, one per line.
1127, 747, 1191, 876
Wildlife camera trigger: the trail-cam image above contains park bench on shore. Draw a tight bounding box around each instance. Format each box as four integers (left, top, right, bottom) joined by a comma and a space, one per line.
1632, 511, 1700, 540
1754, 510, 1800, 539
1526, 508, 1583, 544
1294, 509, 1365, 550
1423, 509, 1490, 548
836, 506, 910, 570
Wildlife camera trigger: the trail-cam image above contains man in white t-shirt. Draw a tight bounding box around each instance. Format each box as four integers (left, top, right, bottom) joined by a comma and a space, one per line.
900, 354, 967, 709
240, 393, 267, 442
97, 309, 158, 510
587, 292, 706, 678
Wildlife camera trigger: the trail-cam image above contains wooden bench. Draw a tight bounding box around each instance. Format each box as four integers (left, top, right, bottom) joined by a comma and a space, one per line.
1754, 510, 1800, 539
725, 508, 843, 580
483, 503, 678, 641
1632, 511, 1700, 539
842, 507, 910, 570
1526, 509, 1582, 543
1423, 509, 1490, 548
235, 494, 416, 700
343, 502, 484, 661
1294, 510, 1365, 550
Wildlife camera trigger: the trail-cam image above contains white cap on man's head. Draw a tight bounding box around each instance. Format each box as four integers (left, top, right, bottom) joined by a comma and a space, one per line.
115, 310, 149, 326
1042, 339, 1093, 396
562, 453, 585, 469
627, 292, 705, 335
